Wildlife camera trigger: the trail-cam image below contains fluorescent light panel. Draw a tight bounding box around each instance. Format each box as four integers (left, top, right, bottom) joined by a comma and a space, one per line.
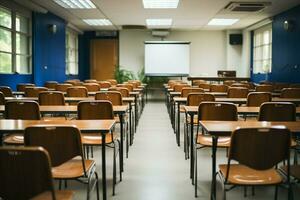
83, 19, 112, 26
146, 19, 172, 26
143, 0, 179, 9
208, 18, 239, 26
54, 0, 96, 9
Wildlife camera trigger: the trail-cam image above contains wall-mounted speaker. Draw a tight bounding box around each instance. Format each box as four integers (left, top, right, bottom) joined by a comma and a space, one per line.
48, 24, 57, 34
283, 20, 294, 31
229, 34, 242, 45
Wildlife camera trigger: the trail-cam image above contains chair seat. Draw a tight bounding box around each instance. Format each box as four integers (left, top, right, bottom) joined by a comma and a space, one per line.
281, 165, 300, 179
3, 134, 24, 145
31, 190, 74, 200
219, 164, 283, 185
81, 133, 117, 146
197, 134, 230, 147
52, 157, 95, 179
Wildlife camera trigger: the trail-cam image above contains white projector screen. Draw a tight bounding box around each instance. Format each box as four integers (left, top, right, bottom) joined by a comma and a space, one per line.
144, 41, 190, 76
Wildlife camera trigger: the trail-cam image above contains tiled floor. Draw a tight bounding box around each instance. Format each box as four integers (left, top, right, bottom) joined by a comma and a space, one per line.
66, 101, 299, 200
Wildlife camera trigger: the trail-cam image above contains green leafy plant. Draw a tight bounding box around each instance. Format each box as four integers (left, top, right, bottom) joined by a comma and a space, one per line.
114, 66, 136, 83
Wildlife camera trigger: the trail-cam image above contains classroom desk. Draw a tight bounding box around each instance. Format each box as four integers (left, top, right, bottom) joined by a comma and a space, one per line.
187, 76, 251, 82
0, 105, 130, 170
0, 119, 115, 200
199, 120, 300, 200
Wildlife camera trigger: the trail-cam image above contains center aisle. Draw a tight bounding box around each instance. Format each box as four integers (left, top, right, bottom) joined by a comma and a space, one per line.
112, 101, 195, 200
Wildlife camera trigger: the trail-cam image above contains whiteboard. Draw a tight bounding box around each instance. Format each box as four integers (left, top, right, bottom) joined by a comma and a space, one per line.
144, 41, 190, 76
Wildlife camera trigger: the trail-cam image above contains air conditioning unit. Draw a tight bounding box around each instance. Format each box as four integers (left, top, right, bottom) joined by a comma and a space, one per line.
225, 2, 271, 12
151, 30, 170, 37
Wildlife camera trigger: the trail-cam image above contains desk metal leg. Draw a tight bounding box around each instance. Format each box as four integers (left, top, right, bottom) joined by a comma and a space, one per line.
134, 96, 138, 130
211, 136, 218, 200
190, 113, 194, 180
177, 102, 180, 146
119, 114, 124, 172
101, 132, 107, 200
129, 104, 133, 145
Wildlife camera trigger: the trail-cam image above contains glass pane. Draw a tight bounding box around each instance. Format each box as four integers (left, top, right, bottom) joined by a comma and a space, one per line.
254, 47, 262, 61
0, 28, 12, 52
0, 52, 12, 73
263, 45, 270, 60
16, 55, 30, 74
16, 33, 28, 54
0, 7, 11, 28
16, 14, 29, 33
68, 62, 78, 74
263, 30, 270, 44
254, 33, 261, 47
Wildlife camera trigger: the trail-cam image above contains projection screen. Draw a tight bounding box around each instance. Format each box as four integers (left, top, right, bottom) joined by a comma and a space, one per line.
144, 41, 190, 76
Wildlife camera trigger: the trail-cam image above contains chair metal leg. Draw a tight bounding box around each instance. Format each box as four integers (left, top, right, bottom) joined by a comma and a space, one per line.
194, 143, 198, 197
113, 143, 116, 195
274, 185, 278, 200
95, 172, 100, 200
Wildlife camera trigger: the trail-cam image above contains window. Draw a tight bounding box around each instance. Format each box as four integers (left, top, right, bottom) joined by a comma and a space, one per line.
253, 24, 272, 74
0, 6, 31, 74
66, 29, 78, 75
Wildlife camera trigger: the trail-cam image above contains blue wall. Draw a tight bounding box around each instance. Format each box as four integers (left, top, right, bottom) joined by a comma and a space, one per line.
251, 5, 300, 83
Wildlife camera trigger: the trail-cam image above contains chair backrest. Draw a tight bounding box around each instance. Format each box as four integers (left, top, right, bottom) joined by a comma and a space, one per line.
55, 83, 72, 92
280, 88, 300, 98
256, 84, 273, 92
95, 91, 122, 105
198, 83, 211, 90
224, 80, 236, 86
39, 91, 65, 105
229, 127, 290, 170
44, 81, 58, 89
122, 83, 134, 92
227, 87, 249, 98
78, 100, 114, 120
82, 83, 100, 92
84, 79, 98, 83
230, 83, 250, 89
25, 87, 48, 97
109, 87, 130, 97
173, 84, 190, 92
66, 86, 88, 97
192, 80, 206, 86
290, 83, 300, 89
247, 92, 272, 107
0, 86, 13, 97
0, 92, 5, 105
274, 83, 290, 91
127, 81, 138, 88
181, 88, 204, 97
187, 93, 215, 106
0, 146, 56, 200
5, 101, 41, 120
106, 79, 118, 86
24, 126, 84, 168
98, 81, 112, 89
17, 83, 35, 92
198, 102, 237, 121
258, 102, 296, 121
210, 84, 228, 92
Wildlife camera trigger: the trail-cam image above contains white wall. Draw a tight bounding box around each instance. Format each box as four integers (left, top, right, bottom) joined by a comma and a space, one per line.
119, 29, 250, 77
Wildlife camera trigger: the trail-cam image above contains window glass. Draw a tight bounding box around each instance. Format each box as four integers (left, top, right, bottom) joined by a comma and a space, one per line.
0, 7, 11, 28
0, 52, 12, 73
0, 28, 12, 52
16, 14, 29, 33
66, 29, 78, 75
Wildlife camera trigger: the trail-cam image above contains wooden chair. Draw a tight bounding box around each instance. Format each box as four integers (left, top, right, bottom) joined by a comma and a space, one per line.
17, 83, 35, 92
0, 146, 73, 200
194, 102, 237, 196
24, 126, 99, 200
119, 83, 134, 92
280, 88, 300, 98
25, 87, 48, 97
84, 79, 98, 83
39, 91, 65, 105
247, 92, 272, 107
0, 91, 5, 105
181, 88, 204, 97
173, 84, 190, 92
98, 81, 112, 89
184, 93, 215, 159
78, 100, 121, 195
95, 91, 123, 106
227, 87, 249, 98
256, 84, 273, 92
224, 80, 236, 86
231, 83, 250, 89
192, 80, 206, 86
210, 84, 228, 92
274, 83, 290, 91
82, 83, 100, 92
218, 127, 291, 200
3, 101, 41, 145
0, 86, 13, 97
66, 87, 88, 97
198, 83, 211, 91
55, 83, 72, 92
290, 83, 300, 88
44, 81, 58, 89
109, 87, 130, 97
107, 79, 118, 86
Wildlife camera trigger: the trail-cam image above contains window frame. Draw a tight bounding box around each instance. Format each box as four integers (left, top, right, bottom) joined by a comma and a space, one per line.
0, 4, 32, 74
253, 24, 272, 74
65, 28, 79, 75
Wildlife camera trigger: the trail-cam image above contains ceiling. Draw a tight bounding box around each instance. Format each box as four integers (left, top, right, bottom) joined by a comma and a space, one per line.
26, 0, 300, 31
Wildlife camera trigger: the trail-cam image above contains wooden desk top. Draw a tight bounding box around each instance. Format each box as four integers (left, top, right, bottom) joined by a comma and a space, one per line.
200, 121, 300, 136
183, 106, 300, 115
0, 105, 129, 115
0, 119, 116, 133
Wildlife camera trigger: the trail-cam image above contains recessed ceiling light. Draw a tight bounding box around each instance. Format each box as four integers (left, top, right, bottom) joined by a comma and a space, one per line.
208, 18, 239, 26
146, 19, 173, 26
83, 19, 112, 26
143, 0, 179, 9
54, 0, 96, 9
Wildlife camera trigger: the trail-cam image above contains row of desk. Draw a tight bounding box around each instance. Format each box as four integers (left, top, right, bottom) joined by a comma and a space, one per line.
164, 85, 300, 200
